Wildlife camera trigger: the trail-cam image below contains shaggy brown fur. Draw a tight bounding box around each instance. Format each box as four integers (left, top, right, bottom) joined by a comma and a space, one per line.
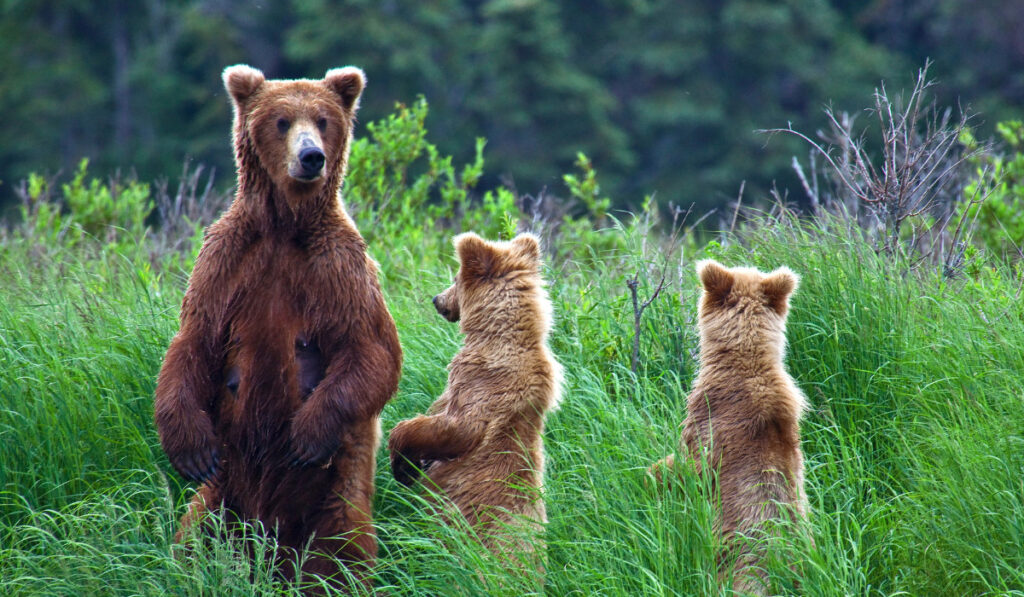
154, 64, 402, 591
651, 260, 808, 595
387, 232, 562, 563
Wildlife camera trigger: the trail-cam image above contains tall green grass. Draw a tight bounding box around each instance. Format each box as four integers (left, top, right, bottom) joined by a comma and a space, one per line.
1, 209, 1022, 596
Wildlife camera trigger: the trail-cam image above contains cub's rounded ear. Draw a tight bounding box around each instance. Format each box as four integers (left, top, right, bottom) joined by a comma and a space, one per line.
761, 266, 799, 315
223, 64, 265, 106
697, 259, 734, 302
454, 232, 496, 280
324, 67, 366, 112
511, 233, 542, 264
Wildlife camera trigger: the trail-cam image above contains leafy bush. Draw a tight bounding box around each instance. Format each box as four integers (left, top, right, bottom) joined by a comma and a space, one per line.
16, 158, 153, 254
344, 98, 488, 251
960, 120, 1024, 260
60, 160, 146, 240
62, 159, 153, 240
344, 99, 643, 276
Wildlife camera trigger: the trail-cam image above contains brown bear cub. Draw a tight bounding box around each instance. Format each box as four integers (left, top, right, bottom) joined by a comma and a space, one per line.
154, 65, 402, 590
652, 260, 808, 595
388, 232, 562, 564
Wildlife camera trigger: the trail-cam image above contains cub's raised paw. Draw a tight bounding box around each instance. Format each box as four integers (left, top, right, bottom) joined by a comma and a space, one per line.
390, 452, 422, 486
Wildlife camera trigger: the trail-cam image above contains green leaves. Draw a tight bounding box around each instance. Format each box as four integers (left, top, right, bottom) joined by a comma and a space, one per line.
18, 158, 153, 252
563, 153, 610, 223
960, 120, 1024, 260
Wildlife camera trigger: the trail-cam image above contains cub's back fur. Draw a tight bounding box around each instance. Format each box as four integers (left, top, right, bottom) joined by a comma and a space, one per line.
656, 259, 808, 594
389, 232, 562, 558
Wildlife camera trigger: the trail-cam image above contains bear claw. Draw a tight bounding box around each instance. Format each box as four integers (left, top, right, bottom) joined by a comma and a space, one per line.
173, 446, 218, 483
289, 440, 338, 468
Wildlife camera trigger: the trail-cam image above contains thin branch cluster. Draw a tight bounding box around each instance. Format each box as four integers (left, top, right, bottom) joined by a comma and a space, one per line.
764, 63, 993, 271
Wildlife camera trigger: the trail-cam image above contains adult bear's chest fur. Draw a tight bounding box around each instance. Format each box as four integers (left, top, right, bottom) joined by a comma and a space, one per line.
215, 234, 346, 455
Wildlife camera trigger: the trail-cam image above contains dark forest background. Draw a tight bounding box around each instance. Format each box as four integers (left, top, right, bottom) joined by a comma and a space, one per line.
2, 0, 1022, 212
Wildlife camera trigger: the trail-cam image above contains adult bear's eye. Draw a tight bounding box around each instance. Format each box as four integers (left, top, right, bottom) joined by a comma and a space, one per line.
277, 118, 290, 134
316, 117, 327, 132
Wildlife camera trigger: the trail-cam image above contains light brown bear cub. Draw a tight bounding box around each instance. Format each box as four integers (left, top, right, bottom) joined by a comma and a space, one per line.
652, 260, 808, 594
388, 232, 562, 560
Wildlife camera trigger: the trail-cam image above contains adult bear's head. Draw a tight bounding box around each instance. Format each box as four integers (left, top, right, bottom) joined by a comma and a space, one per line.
222, 64, 365, 203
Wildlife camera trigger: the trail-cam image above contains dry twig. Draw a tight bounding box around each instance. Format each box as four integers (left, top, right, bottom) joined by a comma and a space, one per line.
762, 62, 988, 260
626, 203, 688, 375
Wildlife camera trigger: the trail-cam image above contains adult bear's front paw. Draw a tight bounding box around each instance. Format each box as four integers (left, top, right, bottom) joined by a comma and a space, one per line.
161, 416, 220, 483
289, 405, 340, 467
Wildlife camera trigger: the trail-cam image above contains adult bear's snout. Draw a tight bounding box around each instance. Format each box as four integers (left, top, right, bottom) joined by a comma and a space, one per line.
298, 146, 325, 177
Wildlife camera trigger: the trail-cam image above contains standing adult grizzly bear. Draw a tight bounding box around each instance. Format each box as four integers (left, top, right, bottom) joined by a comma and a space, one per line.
154, 64, 402, 590
388, 232, 562, 565
651, 260, 808, 595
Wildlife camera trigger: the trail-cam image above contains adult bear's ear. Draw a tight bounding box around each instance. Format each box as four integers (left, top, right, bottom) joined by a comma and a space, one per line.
697, 260, 734, 305
324, 67, 366, 112
223, 64, 265, 107
454, 232, 497, 280
761, 266, 799, 315
511, 233, 542, 266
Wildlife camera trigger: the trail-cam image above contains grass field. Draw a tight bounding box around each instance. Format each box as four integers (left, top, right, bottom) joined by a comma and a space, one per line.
1, 204, 1022, 596
1, 101, 1023, 595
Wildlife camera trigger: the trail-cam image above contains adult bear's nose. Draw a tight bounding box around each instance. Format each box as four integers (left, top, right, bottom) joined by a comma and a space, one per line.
299, 146, 325, 175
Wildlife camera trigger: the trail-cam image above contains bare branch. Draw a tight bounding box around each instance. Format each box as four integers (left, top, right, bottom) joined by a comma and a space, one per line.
626, 204, 690, 376
770, 63, 985, 263
791, 156, 819, 211
729, 181, 746, 234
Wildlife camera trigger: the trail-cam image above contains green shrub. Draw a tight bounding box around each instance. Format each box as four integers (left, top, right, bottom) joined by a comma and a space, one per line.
960, 120, 1024, 260
18, 158, 153, 252
62, 159, 153, 240
344, 98, 488, 256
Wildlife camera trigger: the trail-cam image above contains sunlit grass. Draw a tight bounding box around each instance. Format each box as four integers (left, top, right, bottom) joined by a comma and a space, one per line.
1, 212, 1022, 595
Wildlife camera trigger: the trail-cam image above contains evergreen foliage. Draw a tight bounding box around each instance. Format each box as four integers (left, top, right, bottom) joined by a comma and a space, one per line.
1, 1, 1021, 212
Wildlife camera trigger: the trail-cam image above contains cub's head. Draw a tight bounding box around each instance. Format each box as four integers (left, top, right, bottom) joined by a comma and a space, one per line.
695, 259, 799, 352
222, 64, 365, 197
433, 232, 548, 334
